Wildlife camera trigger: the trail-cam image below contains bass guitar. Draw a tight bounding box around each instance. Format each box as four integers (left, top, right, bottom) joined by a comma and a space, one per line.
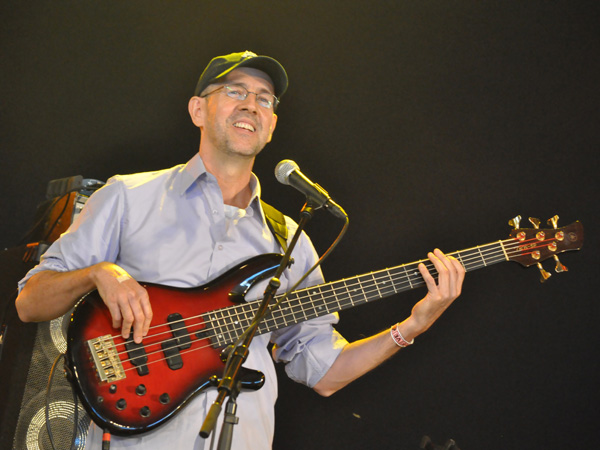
65, 217, 583, 435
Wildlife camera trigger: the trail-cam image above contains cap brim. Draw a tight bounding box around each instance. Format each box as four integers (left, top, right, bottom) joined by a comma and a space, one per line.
235, 56, 288, 98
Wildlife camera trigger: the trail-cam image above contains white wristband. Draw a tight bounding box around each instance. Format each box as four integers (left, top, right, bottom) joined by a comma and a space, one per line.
390, 323, 414, 347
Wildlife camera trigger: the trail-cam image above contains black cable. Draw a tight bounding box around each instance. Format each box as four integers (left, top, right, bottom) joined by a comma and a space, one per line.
225, 214, 350, 363
45, 352, 63, 450
69, 354, 79, 450
46, 351, 80, 450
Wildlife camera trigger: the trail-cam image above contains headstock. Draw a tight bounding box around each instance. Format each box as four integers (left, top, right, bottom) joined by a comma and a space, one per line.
506, 215, 583, 282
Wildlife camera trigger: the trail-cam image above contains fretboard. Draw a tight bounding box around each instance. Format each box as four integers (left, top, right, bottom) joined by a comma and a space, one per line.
203, 238, 514, 347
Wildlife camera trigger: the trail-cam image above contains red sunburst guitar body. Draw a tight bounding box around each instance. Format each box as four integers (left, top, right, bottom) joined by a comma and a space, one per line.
65, 253, 282, 436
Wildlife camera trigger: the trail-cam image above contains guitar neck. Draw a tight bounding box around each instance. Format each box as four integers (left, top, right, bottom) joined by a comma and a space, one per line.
207, 239, 512, 346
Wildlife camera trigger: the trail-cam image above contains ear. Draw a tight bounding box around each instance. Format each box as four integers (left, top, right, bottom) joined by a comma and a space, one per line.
266, 113, 278, 143
188, 96, 205, 128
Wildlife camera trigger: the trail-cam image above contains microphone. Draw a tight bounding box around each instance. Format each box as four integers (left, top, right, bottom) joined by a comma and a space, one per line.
274, 160, 347, 219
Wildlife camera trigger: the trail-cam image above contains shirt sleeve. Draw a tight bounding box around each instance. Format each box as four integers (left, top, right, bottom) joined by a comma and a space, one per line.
270, 216, 349, 388
18, 177, 126, 292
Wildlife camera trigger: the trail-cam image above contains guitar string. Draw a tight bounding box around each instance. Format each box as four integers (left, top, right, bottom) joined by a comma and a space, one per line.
108, 238, 517, 353
201, 237, 556, 344
108, 237, 548, 368
103, 237, 552, 372
134, 235, 544, 344
94, 236, 561, 374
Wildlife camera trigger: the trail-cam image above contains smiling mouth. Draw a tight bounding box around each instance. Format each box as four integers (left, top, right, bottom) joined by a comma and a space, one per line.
233, 122, 256, 132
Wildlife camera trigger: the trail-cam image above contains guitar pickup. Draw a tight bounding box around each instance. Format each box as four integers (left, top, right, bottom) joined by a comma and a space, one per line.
124, 340, 149, 376
167, 313, 191, 350
161, 340, 183, 370
160, 313, 191, 370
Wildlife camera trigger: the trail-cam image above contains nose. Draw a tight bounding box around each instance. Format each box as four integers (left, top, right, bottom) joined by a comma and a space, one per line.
238, 93, 260, 113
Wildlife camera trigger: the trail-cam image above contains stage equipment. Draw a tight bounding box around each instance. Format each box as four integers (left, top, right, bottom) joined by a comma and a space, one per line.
1, 176, 103, 450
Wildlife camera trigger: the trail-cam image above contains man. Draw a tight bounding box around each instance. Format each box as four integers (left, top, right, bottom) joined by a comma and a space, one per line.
16, 51, 465, 449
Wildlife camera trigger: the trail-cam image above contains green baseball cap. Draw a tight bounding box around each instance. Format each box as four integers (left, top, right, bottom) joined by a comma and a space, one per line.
194, 51, 288, 99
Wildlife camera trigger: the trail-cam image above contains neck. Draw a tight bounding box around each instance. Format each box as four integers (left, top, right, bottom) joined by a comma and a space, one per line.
198, 149, 255, 208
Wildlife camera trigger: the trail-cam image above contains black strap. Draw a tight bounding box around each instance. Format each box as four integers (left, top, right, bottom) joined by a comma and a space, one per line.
260, 200, 288, 252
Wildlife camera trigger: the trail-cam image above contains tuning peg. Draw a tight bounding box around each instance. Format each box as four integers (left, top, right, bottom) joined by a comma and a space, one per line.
509, 215, 522, 229
547, 215, 559, 229
537, 263, 552, 282
554, 255, 568, 273
528, 217, 541, 229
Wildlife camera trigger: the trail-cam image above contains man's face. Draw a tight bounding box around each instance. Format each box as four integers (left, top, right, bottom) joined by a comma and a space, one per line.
196, 67, 278, 160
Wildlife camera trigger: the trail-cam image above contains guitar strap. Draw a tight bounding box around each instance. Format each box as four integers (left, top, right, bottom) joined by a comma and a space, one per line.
260, 199, 288, 252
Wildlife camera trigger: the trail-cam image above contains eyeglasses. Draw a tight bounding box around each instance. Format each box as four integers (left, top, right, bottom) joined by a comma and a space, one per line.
201, 84, 279, 110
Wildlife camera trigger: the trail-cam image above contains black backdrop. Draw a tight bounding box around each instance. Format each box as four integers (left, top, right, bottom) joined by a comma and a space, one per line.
1, 2, 598, 449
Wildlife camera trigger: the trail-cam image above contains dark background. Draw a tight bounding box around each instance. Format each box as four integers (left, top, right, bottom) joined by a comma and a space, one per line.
1, 1, 598, 449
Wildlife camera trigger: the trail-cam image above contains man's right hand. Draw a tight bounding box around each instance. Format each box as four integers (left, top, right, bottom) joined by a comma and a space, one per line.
17, 262, 153, 345
90, 262, 153, 343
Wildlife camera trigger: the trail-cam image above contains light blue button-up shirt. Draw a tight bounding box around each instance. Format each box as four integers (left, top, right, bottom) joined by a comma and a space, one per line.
20, 153, 347, 449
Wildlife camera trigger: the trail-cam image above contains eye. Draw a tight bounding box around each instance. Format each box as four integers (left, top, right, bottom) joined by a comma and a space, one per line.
225, 85, 246, 99
256, 95, 273, 108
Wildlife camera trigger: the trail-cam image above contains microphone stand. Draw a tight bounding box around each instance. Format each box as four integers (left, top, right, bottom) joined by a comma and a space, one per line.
200, 202, 317, 448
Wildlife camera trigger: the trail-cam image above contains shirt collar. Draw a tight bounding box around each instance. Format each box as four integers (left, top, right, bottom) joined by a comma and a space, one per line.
174, 153, 265, 221
174, 153, 207, 195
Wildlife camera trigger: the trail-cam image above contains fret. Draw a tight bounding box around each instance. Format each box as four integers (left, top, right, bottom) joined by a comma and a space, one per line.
222, 307, 238, 343
388, 266, 403, 294
310, 285, 330, 319
477, 246, 487, 266
256, 308, 271, 335
309, 286, 326, 319
206, 310, 226, 347
481, 242, 506, 265
266, 299, 294, 330
330, 279, 350, 312
288, 294, 304, 323
281, 302, 294, 326
370, 272, 383, 300
352, 275, 367, 309
230, 307, 244, 341
296, 292, 309, 321
237, 304, 254, 335
353, 276, 368, 307
455, 251, 464, 268
340, 278, 354, 309
377, 268, 396, 298
402, 265, 414, 289
224, 308, 239, 343
280, 302, 294, 324
293, 291, 309, 322
226, 305, 250, 344
213, 309, 227, 344
457, 247, 483, 272
200, 312, 217, 346
260, 305, 276, 331
498, 240, 509, 261
404, 263, 425, 291
269, 299, 288, 328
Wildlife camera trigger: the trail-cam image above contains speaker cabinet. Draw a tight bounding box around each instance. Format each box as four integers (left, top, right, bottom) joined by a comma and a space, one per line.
9, 313, 91, 450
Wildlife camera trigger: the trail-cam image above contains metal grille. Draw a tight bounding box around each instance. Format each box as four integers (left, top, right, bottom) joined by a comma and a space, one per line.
12, 313, 90, 450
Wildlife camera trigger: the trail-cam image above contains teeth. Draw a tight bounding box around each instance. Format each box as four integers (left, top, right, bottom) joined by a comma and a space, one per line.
233, 122, 255, 132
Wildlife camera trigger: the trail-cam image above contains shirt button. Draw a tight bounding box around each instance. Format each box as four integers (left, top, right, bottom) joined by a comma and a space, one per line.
212, 209, 218, 215
218, 245, 223, 251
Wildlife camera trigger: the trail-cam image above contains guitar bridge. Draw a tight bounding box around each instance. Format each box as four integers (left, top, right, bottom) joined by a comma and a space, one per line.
87, 335, 126, 383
